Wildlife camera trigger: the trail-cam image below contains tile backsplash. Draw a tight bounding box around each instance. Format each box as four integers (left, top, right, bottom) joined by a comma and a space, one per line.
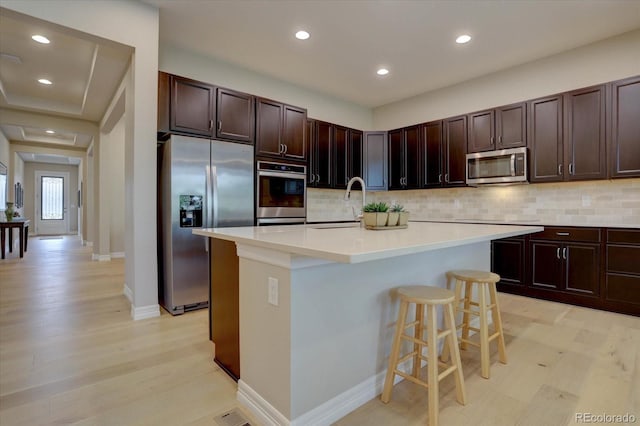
307, 178, 640, 227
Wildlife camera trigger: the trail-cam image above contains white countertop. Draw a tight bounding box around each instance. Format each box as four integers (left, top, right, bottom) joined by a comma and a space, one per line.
194, 221, 543, 264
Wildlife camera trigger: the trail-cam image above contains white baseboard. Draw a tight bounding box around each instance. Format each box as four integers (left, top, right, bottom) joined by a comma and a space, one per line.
130, 304, 160, 320
91, 253, 111, 261
237, 380, 291, 426
111, 252, 125, 258
123, 284, 133, 303
83, 240, 93, 247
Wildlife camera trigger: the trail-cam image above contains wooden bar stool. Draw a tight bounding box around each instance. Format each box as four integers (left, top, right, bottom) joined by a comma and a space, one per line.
381, 286, 466, 426
442, 270, 507, 379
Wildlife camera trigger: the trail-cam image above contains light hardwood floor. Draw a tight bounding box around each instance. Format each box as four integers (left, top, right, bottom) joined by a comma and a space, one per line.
1, 236, 638, 425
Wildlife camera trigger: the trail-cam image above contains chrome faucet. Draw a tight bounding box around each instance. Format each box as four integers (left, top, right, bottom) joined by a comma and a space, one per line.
344, 177, 366, 224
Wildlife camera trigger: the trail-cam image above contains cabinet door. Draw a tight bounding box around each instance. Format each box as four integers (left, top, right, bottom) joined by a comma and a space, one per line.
405, 125, 422, 189
467, 110, 495, 153
531, 241, 563, 290
334, 125, 349, 188
256, 98, 283, 158
529, 95, 563, 182
492, 237, 527, 290
306, 119, 316, 186
363, 131, 388, 191
422, 121, 443, 188
496, 102, 526, 149
216, 88, 254, 143
158, 71, 170, 135
611, 76, 640, 178
283, 105, 307, 161
315, 121, 333, 188
349, 130, 363, 183
444, 116, 467, 186
564, 243, 600, 296
170, 75, 215, 137
388, 129, 405, 190
565, 85, 606, 180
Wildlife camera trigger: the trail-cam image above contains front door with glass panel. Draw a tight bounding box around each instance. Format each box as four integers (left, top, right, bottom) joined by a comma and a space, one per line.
35, 171, 69, 235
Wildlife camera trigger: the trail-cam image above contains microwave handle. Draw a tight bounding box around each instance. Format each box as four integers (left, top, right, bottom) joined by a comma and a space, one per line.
510, 154, 516, 176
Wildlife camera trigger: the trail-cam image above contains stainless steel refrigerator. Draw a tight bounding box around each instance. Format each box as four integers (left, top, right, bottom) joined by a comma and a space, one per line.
157, 134, 254, 315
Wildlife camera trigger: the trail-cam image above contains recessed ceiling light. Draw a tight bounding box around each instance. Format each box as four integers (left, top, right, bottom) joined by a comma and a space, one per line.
46, 130, 55, 134
295, 30, 310, 40
38, 78, 52, 85
32, 35, 50, 44
456, 34, 472, 44
377, 68, 389, 76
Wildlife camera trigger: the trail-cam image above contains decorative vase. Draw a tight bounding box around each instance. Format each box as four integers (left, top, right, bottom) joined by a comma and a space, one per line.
5, 202, 14, 221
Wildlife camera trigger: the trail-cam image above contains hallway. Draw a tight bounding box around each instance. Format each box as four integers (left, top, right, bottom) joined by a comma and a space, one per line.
0, 236, 242, 425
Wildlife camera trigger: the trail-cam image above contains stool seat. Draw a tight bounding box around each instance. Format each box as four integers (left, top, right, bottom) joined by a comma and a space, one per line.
382, 285, 466, 426
397, 286, 455, 305
447, 270, 500, 284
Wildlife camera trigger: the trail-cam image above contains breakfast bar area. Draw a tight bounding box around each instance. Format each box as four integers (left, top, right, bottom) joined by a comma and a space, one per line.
195, 221, 542, 425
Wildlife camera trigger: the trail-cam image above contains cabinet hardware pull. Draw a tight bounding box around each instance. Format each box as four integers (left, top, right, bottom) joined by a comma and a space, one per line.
558, 164, 562, 175
445, 173, 449, 183
498, 135, 502, 144
209, 119, 213, 130
284, 144, 288, 154
279, 144, 284, 154
557, 247, 560, 259
438, 174, 442, 183
309, 173, 315, 183
217, 121, 222, 132
556, 232, 570, 236
317, 174, 320, 182
569, 163, 574, 175
491, 136, 494, 144
562, 247, 567, 260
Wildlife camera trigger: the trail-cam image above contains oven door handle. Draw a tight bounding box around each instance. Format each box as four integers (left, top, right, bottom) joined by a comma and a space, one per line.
258, 170, 306, 180
510, 154, 516, 176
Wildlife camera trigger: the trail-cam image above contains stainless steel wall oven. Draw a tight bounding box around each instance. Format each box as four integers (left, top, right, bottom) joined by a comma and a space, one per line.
256, 161, 306, 225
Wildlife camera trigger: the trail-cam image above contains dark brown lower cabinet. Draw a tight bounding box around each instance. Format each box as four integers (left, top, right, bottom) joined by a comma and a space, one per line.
492, 226, 638, 316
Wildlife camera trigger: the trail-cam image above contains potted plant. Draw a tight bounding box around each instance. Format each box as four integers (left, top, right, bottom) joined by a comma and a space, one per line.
363, 202, 389, 227
388, 204, 403, 226
395, 204, 410, 226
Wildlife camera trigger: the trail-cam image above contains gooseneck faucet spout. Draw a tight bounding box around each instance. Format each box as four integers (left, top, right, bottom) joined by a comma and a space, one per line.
344, 177, 366, 223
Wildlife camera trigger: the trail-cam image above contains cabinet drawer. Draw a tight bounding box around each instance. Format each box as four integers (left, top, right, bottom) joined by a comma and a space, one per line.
607, 245, 640, 275
607, 229, 640, 245
606, 273, 640, 305
531, 227, 601, 243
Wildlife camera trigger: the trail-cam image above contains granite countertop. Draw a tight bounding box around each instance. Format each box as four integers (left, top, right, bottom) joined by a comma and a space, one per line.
193, 222, 543, 264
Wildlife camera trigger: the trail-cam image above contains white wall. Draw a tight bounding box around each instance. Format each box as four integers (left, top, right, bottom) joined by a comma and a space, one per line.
101, 115, 126, 255
374, 29, 640, 130
3, 0, 161, 319
0, 130, 9, 214
160, 45, 372, 130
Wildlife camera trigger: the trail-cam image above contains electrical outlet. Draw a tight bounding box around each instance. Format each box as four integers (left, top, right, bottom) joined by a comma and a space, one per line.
268, 277, 278, 306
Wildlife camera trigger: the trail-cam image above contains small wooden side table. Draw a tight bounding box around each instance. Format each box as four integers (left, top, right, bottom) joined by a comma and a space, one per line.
0, 219, 30, 259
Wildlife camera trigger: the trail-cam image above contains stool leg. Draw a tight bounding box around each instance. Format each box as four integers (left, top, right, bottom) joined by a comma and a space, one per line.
412, 303, 424, 378
460, 281, 472, 351
382, 299, 409, 403
440, 279, 462, 363
444, 302, 466, 405
489, 283, 508, 365
479, 283, 490, 379
426, 304, 439, 426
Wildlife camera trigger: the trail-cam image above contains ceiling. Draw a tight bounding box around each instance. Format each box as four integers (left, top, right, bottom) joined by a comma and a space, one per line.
144, 0, 640, 108
0, 8, 132, 151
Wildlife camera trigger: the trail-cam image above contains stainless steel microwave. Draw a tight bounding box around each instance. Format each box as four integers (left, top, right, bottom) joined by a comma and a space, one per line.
466, 147, 528, 185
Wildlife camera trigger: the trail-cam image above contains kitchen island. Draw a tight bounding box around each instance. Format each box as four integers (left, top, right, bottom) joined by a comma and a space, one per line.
194, 221, 543, 426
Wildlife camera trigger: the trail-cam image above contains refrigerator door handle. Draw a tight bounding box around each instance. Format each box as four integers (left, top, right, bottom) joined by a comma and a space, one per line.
205, 164, 214, 252
212, 165, 219, 228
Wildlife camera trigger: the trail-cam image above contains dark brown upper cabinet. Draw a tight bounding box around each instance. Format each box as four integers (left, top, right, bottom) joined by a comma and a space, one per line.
363, 131, 388, 191
443, 116, 467, 186
170, 74, 216, 137
334, 127, 363, 189
307, 120, 332, 188
529, 95, 564, 182
564, 85, 606, 181
216, 88, 254, 143
467, 103, 526, 153
611, 76, 640, 179
256, 98, 307, 162
388, 125, 421, 190
422, 121, 444, 188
